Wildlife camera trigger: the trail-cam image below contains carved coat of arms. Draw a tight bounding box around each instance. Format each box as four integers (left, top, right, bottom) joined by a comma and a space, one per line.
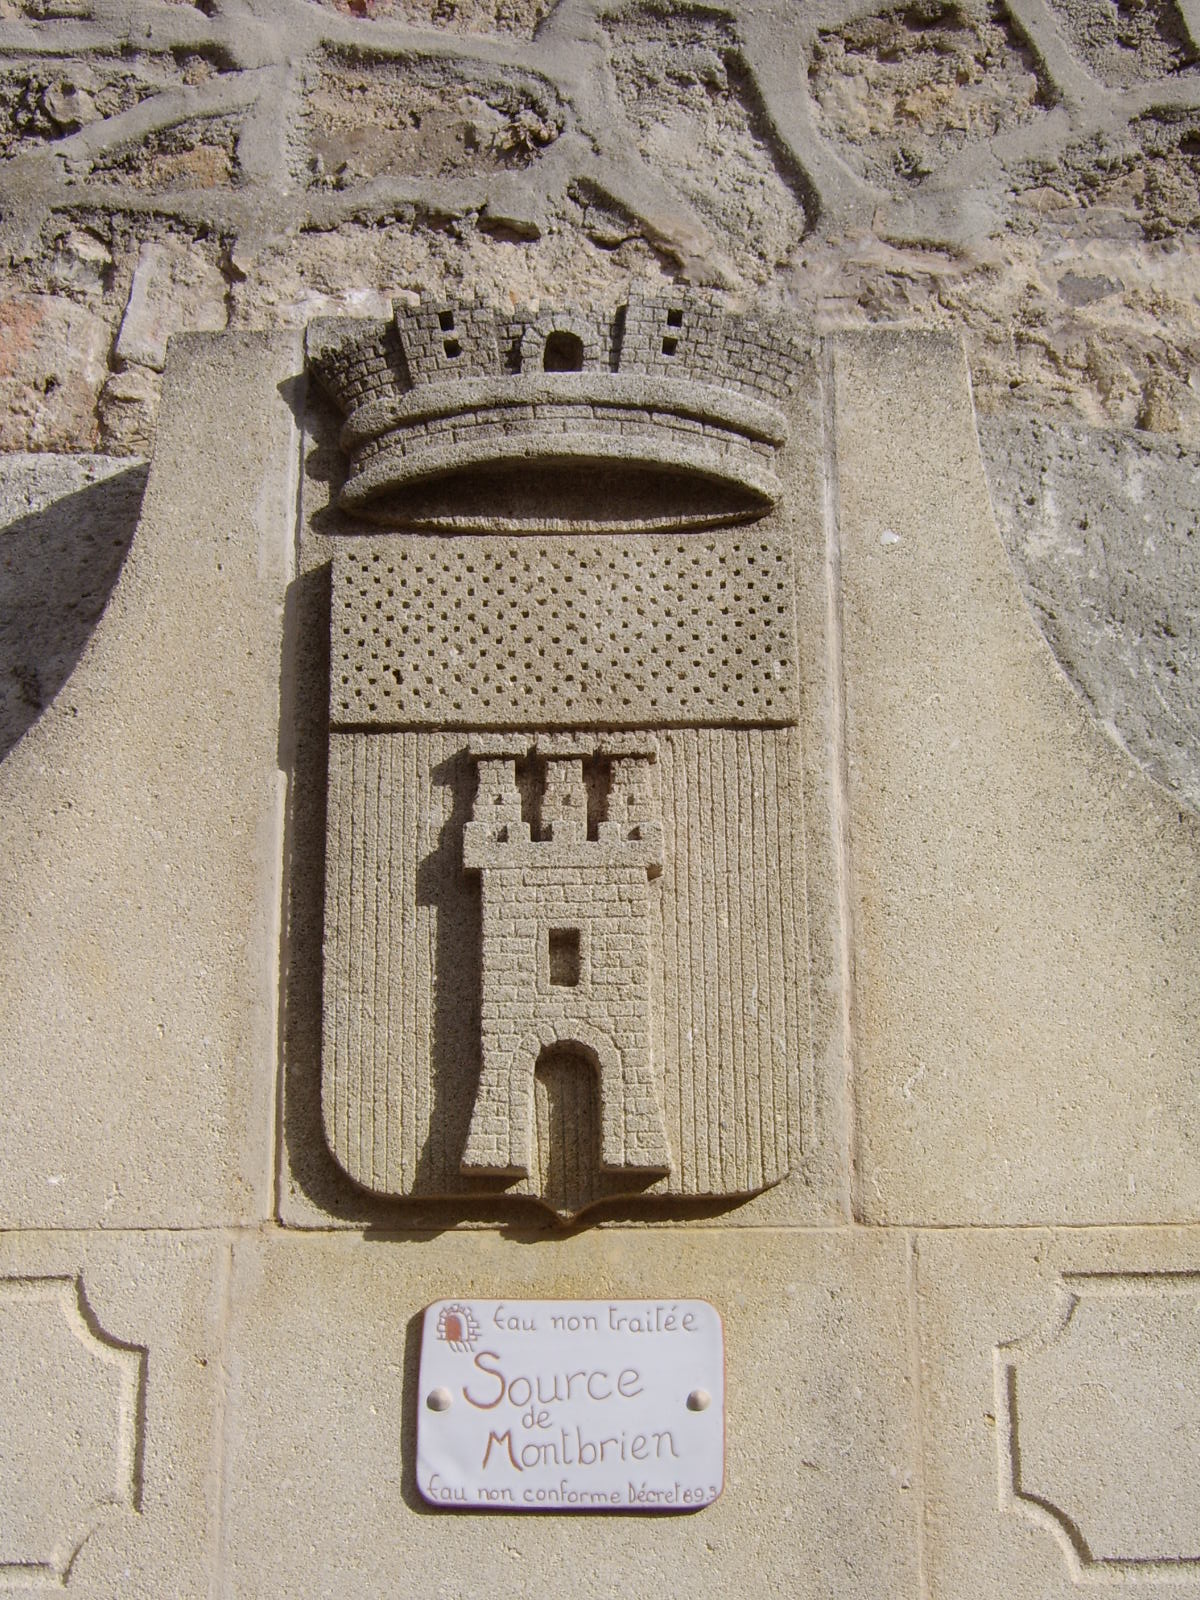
308, 287, 809, 1217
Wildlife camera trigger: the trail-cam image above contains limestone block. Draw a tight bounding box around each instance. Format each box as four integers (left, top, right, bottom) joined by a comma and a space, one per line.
979, 409, 1200, 814
114, 241, 229, 373
0, 291, 109, 452
98, 362, 162, 457
0, 1230, 224, 1597
836, 330, 1200, 1225
917, 1227, 1200, 1597
0, 332, 299, 1227
219, 1228, 920, 1598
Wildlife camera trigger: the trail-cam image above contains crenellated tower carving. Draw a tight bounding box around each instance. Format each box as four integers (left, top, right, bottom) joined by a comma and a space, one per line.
460, 735, 669, 1177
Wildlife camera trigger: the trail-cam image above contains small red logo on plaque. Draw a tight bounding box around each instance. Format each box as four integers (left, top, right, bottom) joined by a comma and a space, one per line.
436, 1304, 480, 1352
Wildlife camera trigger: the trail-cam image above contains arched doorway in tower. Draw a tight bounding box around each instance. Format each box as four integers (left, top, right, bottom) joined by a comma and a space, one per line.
531, 1042, 600, 1215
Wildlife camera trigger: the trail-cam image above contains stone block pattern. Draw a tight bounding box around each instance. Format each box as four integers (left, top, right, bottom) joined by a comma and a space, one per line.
314, 291, 806, 417
4, 0, 1200, 457
462, 868, 670, 1176
329, 533, 799, 728
319, 322, 409, 413
400, 297, 500, 384
345, 403, 780, 519
618, 288, 801, 403
321, 727, 805, 1209
459, 741, 669, 1178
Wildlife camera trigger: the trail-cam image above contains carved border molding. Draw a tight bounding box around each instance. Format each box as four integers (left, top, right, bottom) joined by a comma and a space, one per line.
0, 1276, 146, 1590
995, 1272, 1200, 1584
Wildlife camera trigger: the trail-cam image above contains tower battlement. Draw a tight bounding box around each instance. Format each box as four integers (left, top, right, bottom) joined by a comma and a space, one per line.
462, 734, 662, 876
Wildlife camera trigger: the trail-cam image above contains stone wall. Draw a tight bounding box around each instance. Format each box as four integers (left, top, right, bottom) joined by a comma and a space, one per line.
1, 0, 1199, 454
3, 322, 1199, 1600
3, 18, 1200, 1599
4, 1, 1197, 812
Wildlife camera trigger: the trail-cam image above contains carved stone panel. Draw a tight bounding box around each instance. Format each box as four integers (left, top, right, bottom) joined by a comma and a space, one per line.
0, 1276, 145, 1587
996, 1272, 1200, 1581
310, 288, 811, 1216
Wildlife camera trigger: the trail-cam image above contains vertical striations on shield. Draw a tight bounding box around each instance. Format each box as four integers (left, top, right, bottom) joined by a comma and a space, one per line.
308, 286, 811, 1217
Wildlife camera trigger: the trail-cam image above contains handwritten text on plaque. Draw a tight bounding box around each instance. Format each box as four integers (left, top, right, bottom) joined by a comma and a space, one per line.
417, 1299, 724, 1511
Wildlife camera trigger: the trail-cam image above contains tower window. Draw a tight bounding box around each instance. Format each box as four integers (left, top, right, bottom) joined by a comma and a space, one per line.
548, 928, 581, 986
666, 307, 683, 327
438, 309, 461, 357
543, 331, 585, 372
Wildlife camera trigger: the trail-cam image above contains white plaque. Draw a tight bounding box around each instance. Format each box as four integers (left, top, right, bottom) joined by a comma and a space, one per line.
417, 1299, 725, 1511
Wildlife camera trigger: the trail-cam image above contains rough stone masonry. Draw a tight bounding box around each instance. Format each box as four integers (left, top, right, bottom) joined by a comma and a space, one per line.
2, 0, 1198, 806
1, 0, 1200, 451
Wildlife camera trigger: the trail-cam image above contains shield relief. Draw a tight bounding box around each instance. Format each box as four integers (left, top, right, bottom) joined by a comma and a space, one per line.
308, 287, 811, 1218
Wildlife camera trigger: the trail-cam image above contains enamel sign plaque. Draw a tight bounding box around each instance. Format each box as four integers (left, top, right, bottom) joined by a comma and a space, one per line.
417, 1299, 724, 1511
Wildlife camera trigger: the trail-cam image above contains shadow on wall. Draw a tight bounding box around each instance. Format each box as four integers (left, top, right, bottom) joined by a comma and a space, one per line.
978, 411, 1200, 816
0, 462, 148, 760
